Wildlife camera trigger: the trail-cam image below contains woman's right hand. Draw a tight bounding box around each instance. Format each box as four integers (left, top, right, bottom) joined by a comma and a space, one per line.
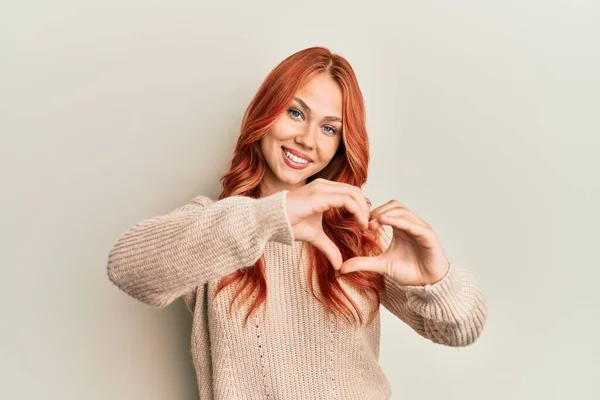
285, 178, 372, 271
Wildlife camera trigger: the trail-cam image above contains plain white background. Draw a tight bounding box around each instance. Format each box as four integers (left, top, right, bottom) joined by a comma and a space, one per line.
1, 0, 598, 399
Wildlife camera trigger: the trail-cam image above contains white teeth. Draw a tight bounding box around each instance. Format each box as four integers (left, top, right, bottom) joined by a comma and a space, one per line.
284, 149, 308, 164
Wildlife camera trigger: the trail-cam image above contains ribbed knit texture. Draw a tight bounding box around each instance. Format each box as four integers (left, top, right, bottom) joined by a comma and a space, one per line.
107, 190, 487, 399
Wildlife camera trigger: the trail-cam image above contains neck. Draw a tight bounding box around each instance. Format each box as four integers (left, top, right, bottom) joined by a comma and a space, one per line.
260, 172, 307, 198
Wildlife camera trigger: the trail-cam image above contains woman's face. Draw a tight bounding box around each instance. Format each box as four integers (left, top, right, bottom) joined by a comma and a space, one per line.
260, 73, 343, 196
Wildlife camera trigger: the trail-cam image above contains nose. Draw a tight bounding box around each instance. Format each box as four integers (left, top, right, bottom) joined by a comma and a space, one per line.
294, 123, 318, 150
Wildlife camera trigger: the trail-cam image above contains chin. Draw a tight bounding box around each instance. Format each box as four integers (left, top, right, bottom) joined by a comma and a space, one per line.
279, 173, 306, 184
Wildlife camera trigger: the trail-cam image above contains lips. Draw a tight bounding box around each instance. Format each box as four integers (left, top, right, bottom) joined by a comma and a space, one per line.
281, 147, 310, 170
282, 146, 312, 162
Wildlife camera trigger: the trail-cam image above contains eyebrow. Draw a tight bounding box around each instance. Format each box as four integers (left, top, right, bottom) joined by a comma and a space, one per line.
294, 97, 343, 123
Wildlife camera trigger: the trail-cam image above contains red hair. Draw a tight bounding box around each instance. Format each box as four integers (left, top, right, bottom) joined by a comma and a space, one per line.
215, 46, 385, 327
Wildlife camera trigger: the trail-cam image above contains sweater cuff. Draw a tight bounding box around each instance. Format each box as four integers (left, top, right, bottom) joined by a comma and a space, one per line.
253, 190, 295, 247
396, 263, 463, 302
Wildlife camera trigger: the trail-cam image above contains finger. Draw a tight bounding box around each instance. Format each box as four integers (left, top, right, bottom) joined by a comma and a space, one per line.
377, 213, 434, 247
351, 186, 371, 230
368, 203, 398, 231
343, 185, 370, 230
318, 180, 370, 229
330, 194, 368, 230
368, 200, 396, 224
311, 230, 344, 270
323, 192, 369, 230
339, 255, 384, 275
370, 203, 429, 228
379, 207, 429, 228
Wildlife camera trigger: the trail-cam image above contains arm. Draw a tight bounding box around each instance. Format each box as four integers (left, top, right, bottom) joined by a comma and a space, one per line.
378, 224, 487, 346
106, 190, 294, 308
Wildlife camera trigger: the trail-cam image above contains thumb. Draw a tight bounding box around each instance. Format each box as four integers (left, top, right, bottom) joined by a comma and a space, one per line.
339, 255, 385, 275
310, 231, 343, 270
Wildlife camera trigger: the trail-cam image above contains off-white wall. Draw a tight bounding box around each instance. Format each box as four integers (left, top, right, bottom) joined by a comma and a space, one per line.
2, 1, 598, 399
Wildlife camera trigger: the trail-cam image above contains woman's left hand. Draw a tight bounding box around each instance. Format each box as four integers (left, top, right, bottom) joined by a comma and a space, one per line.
339, 199, 451, 286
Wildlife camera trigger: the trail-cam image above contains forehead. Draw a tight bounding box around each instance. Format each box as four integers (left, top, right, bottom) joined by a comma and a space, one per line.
295, 73, 343, 117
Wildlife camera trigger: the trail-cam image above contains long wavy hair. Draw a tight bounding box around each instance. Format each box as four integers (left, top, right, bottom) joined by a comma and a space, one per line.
215, 46, 386, 328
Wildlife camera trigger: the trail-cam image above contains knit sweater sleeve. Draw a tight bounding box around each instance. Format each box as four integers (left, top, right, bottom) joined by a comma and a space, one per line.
106, 190, 295, 308
378, 224, 487, 346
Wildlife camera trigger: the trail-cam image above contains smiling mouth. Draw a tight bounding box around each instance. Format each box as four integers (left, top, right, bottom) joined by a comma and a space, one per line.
281, 147, 311, 170
281, 146, 312, 163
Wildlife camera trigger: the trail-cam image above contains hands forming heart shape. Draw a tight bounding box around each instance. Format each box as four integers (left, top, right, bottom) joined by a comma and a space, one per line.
286, 179, 450, 287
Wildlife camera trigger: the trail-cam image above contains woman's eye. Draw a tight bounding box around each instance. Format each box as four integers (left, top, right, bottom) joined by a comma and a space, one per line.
288, 108, 303, 120
323, 125, 338, 134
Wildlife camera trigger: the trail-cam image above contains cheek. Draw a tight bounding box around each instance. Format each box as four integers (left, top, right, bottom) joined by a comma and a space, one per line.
271, 118, 302, 139
319, 138, 342, 160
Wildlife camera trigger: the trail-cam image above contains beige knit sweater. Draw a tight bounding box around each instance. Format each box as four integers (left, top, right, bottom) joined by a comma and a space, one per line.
106, 190, 487, 399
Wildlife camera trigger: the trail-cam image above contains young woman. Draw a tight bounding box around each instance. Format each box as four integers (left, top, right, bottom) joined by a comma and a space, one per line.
107, 46, 487, 399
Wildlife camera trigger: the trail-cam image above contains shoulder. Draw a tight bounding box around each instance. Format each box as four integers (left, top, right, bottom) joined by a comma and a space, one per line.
169, 194, 215, 214
187, 194, 216, 207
